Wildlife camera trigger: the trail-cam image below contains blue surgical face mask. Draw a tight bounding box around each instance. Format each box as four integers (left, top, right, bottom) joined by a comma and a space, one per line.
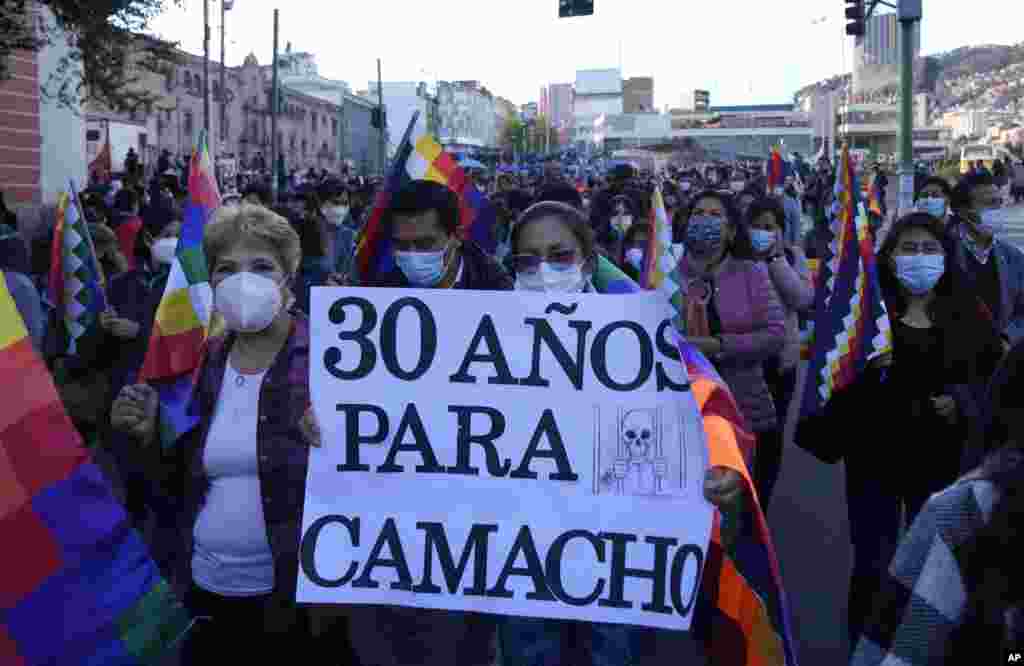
749, 229, 777, 254
395, 246, 449, 286
684, 215, 724, 257
894, 254, 945, 296
916, 197, 947, 220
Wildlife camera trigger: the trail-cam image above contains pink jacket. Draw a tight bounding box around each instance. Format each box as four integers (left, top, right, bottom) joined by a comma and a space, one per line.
680, 256, 786, 432
767, 246, 814, 370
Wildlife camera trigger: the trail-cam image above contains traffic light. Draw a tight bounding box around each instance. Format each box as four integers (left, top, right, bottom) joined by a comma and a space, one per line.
845, 0, 865, 36
559, 0, 593, 18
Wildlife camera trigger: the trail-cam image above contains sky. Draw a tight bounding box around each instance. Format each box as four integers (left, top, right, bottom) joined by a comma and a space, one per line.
149, 0, 1023, 110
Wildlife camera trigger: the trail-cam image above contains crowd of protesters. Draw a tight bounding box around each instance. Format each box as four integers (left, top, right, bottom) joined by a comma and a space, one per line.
2, 146, 1023, 665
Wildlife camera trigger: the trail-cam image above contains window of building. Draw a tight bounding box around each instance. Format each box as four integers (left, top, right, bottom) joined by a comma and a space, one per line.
213, 81, 220, 99
332, 118, 338, 137
312, 112, 318, 132
301, 139, 307, 155
184, 71, 192, 89
184, 111, 193, 135
223, 116, 230, 139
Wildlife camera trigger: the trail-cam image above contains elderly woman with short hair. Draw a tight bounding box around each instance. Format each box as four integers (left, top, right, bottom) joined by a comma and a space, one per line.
111, 203, 322, 661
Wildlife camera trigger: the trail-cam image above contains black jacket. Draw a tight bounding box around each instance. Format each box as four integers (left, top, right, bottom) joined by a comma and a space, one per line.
372, 240, 513, 292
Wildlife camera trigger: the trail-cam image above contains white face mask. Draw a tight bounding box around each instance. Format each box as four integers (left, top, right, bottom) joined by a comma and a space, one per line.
151, 237, 178, 265
322, 206, 349, 227
214, 272, 284, 333
515, 262, 586, 293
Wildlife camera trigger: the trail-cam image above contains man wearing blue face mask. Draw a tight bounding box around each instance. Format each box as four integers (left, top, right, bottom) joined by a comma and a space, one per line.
949, 171, 1024, 350
914, 177, 954, 225
369, 179, 512, 292
346, 178, 510, 666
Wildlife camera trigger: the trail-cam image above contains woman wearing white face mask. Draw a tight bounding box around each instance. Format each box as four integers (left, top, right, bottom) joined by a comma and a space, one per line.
735, 196, 813, 513
503, 199, 747, 666
508, 201, 597, 294
317, 179, 357, 281
620, 221, 652, 283
110, 204, 327, 663
795, 213, 1003, 649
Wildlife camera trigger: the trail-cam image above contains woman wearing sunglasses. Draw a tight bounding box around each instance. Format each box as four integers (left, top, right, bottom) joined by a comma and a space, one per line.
501, 200, 744, 665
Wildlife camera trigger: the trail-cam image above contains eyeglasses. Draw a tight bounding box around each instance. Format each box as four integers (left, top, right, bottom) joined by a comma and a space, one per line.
509, 249, 578, 273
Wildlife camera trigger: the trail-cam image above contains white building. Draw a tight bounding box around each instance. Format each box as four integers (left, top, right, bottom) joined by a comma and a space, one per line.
592, 113, 671, 152
573, 69, 622, 150
437, 80, 498, 153
368, 81, 439, 153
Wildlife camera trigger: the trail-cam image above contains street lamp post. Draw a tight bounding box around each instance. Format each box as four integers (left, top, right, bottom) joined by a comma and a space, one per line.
897, 0, 922, 218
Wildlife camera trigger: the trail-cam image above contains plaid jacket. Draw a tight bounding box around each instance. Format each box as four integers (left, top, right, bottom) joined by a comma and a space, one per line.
851, 466, 1022, 665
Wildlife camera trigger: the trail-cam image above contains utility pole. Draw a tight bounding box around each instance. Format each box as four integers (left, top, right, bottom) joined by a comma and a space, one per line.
270, 9, 280, 204
377, 58, 385, 176
220, 0, 229, 159
897, 0, 922, 218
203, 0, 211, 136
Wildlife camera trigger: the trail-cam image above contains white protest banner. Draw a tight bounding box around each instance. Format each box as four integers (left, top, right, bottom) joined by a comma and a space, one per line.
299, 287, 713, 631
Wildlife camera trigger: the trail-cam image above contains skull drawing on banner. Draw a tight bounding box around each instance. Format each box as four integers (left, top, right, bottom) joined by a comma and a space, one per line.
623, 410, 655, 461
601, 409, 668, 497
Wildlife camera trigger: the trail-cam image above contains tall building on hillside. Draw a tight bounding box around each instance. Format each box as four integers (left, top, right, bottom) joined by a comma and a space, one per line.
623, 77, 654, 113
853, 12, 921, 95
548, 83, 574, 130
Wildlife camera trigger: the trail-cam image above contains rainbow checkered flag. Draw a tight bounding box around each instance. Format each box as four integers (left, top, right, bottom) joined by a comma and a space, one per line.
800, 144, 892, 419
353, 111, 497, 283
48, 184, 107, 356
0, 271, 191, 664
641, 187, 797, 666
139, 130, 221, 450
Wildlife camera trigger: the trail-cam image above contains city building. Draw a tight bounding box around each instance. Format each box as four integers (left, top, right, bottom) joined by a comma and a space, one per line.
592, 112, 671, 151
694, 89, 710, 111
799, 88, 840, 156
623, 77, 654, 113
437, 80, 499, 159
520, 102, 538, 122
672, 104, 813, 159
573, 69, 622, 151
839, 99, 952, 160
853, 12, 921, 95
547, 83, 574, 131
2, 4, 86, 222
368, 81, 440, 152
82, 44, 388, 178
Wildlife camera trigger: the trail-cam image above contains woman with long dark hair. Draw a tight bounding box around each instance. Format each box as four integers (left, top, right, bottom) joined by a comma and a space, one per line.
852, 341, 1024, 664
796, 212, 1003, 651
676, 189, 785, 471
733, 196, 814, 512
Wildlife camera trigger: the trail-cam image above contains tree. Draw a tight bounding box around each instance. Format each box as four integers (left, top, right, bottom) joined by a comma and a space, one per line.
499, 115, 526, 155
1, 0, 181, 113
